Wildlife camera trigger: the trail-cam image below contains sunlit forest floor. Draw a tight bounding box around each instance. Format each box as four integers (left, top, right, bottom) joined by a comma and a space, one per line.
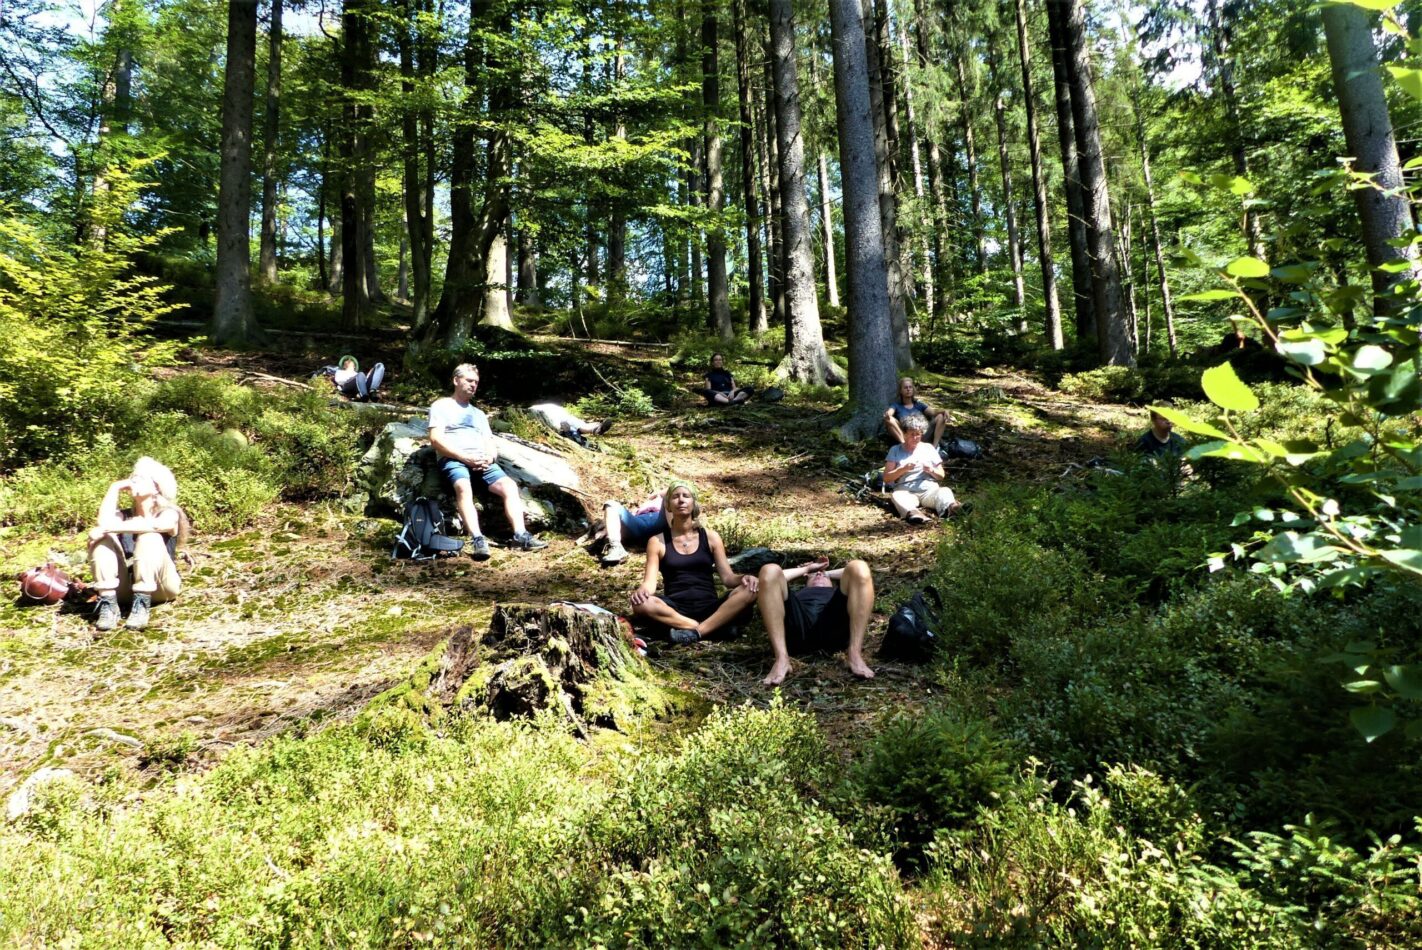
0, 339, 1137, 790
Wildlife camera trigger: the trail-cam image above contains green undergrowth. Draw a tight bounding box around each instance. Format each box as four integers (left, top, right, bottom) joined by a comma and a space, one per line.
0, 373, 380, 536
0, 704, 915, 947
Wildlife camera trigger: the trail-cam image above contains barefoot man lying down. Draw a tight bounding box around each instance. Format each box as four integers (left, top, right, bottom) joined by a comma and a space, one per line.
757, 557, 876, 686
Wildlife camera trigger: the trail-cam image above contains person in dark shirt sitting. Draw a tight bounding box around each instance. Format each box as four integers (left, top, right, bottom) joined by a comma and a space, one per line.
701, 352, 752, 405
1135, 410, 1188, 457
884, 377, 948, 447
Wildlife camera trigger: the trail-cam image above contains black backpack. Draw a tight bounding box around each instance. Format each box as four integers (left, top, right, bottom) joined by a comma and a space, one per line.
878, 586, 943, 663
391, 498, 465, 561
940, 437, 984, 461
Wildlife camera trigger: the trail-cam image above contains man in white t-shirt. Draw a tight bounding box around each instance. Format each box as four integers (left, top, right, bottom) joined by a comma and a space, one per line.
428, 363, 547, 558
882, 413, 961, 524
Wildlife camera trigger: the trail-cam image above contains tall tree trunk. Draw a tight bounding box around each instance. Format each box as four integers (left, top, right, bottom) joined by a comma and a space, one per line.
397, 231, 409, 300
896, 23, 934, 321
953, 51, 987, 273
1130, 86, 1176, 356
817, 153, 840, 308
1045, 0, 1094, 344
316, 133, 329, 290
987, 47, 1026, 332
516, 223, 540, 309
608, 33, 628, 304
769, 0, 843, 384
340, 0, 373, 329
211, 0, 261, 346
861, 0, 913, 369
427, 6, 482, 343
1054, 0, 1130, 366
477, 2, 515, 330
1322, 1, 1421, 311
399, 0, 432, 326
258, 0, 282, 284
90, 38, 132, 246
760, 52, 786, 330
733, 0, 767, 334
703, 2, 733, 340
830, 0, 897, 437
1204, 0, 1265, 259
327, 215, 343, 294
1014, 0, 1063, 349
913, 0, 950, 319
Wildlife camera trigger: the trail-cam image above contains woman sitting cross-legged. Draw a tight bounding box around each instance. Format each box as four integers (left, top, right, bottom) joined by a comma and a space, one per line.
700, 352, 752, 405
628, 480, 757, 644
88, 456, 188, 631
883, 412, 962, 525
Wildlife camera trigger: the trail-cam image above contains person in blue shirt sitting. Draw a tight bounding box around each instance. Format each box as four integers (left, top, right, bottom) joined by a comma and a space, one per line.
884, 377, 948, 448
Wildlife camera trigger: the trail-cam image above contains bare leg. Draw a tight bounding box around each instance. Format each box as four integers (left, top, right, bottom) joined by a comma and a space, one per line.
695, 585, 755, 637
488, 476, 527, 536
603, 503, 624, 547
886, 415, 906, 444
757, 564, 793, 686
452, 479, 483, 537
931, 412, 947, 448
713, 392, 731, 404
632, 595, 702, 632
838, 560, 875, 679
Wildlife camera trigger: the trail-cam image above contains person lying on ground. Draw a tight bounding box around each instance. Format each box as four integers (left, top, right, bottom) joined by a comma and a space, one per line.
883, 412, 961, 524
1135, 409, 1188, 457
428, 362, 548, 559
758, 556, 876, 686
884, 376, 948, 447
700, 352, 752, 405
88, 456, 188, 632
320, 355, 386, 401
628, 480, 756, 643
598, 489, 666, 565
528, 403, 613, 446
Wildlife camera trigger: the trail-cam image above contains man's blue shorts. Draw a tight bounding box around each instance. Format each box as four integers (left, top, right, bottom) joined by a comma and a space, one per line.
607, 502, 667, 547
441, 458, 509, 488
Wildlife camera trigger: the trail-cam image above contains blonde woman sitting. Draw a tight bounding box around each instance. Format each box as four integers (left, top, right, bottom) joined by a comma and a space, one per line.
88, 457, 187, 631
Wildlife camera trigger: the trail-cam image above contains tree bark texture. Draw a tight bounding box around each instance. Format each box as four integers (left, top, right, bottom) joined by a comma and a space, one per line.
913, 0, 950, 318
733, 0, 767, 334
953, 51, 987, 274
896, 22, 934, 321
258, 0, 282, 284
703, 3, 733, 340
818, 153, 840, 308
769, 0, 842, 385
760, 52, 787, 331
340, 0, 373, 329
211, 0, 260, 346
1045, 0, 1095, 344
1130, 87, 1176, 355
1322, 2, 1421, 311
399, 0, 433, 326
1014, 0, 1063, 349
830, 0, 898, 437
988, 47, 1026, 332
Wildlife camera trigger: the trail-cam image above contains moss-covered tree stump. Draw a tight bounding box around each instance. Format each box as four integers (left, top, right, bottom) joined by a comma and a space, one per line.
369, 605, 674, 736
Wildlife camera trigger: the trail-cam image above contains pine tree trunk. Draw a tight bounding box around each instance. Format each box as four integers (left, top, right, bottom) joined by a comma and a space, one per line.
258, 0, 282, 284
760, 52, 786, 330
817, 153, 840, 308
1322, 1, 1421, 311
399, 0, 432, 326
769, 0, 842, 384
1014, 0, 1063, 350
830, 0, 897, 438
1131, 87, 1175, 356
1057, 0, 1130, 366
516, 226, 540, 310
340, 0, 373, 329
913, 0, 950, 319
477, 3, 515, 331
1204, 0, 1265, 260
703, 3, 733, 340
988, 47, 1026, 332
953, 52, 987, 274
861, 0, 913, 369
212, 0, 261, 346
1045, 0, 1094, 344
608, 38, 628, 304
397, 231, 409, 301
733, 0, 767, 334
896, 23, 934, 321
689, 139, 704, 305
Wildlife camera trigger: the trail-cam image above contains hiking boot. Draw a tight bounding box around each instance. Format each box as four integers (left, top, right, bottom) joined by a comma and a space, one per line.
512, 531, 548, 552
601, 542, 629, 565
467, 535, 491, 561
94, 593, 120, 632
127, 593, 152, 630
595, 420, 614, 436
670, 627, 701, 645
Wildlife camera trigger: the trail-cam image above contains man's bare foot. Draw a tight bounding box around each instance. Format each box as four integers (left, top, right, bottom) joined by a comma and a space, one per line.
846, 655, 876, 680
763, 657, 792, 686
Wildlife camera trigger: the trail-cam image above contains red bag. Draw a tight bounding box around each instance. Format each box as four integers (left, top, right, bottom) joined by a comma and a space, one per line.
17, 564, 87, 606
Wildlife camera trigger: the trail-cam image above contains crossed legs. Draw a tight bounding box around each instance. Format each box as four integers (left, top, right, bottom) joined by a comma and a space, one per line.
632, 585, 756, 638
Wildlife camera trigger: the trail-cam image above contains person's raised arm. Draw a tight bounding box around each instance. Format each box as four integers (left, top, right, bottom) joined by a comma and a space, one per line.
782, 556, 831, 582
630, 536, 663, 607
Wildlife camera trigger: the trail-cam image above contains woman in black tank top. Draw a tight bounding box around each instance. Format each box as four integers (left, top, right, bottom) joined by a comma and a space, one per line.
629, 481, 757, 643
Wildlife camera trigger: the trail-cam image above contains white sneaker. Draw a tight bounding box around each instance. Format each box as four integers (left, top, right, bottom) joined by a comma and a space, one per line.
602, 543, 629, 565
